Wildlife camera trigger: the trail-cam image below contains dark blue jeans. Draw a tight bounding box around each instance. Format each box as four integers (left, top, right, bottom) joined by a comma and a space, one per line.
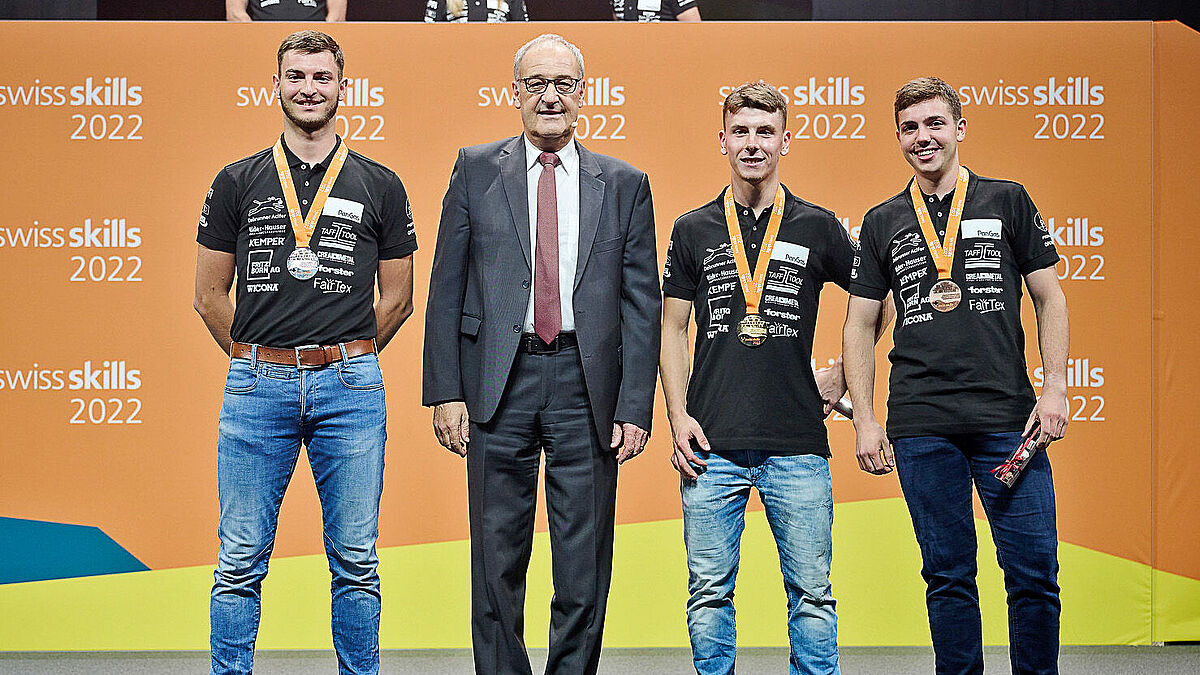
892, 433, 1060, 675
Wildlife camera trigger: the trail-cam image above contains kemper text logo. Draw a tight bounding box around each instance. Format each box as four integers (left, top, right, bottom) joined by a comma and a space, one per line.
958, 76, 1104, 107
0, 77, 143, 107
0, 218, 141, 249
237, 77, 385, 107
718, 77, 865, 107
0, 360, 142, 391
478, 76, 626, 107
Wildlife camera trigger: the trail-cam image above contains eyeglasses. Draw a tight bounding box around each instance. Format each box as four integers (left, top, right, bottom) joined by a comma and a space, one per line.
519, 77, 581, 95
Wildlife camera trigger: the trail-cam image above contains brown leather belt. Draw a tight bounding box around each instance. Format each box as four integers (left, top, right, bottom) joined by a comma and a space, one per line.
230, 339, 376, 368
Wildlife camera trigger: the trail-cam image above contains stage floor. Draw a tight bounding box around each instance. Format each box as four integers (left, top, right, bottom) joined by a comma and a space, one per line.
2, 646, 1199, 673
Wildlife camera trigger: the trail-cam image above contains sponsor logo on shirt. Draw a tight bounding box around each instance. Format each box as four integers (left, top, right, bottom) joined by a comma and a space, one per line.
770, 241, 809, 268
961, 218, 1002, 240
891, 232, 924, 261
964, 242, 1001, 269
322, 197, 363, 224
969, 298, 1006, 314
247, 250, 278, 281
317, 222, 358, 252
248, 196, 284, 217
766, 267, 804, 295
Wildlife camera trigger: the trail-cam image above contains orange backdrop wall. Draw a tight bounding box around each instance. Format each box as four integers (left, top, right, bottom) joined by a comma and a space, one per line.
0, 20, 1196, 649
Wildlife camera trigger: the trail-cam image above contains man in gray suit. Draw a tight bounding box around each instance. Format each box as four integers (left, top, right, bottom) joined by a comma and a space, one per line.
422, 33, 660, 675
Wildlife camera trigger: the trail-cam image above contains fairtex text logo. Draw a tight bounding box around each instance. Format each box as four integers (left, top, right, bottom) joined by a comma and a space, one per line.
958, 76, 1104, 107
0, 218, 142, 248
237, 78, 385, 107
0, 360, 142, 391
0, 77, 143, 107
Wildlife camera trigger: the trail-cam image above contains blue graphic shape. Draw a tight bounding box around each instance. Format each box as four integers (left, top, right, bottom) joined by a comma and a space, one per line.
0, 517, 149, 584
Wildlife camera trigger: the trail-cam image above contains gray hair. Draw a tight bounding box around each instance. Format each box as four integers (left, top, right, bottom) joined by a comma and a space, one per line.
512, 34, 585, 81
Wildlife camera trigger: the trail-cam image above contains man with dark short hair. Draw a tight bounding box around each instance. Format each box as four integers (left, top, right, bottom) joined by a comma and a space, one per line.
194, 30, 415, 675
423, 33, 659, 675
843, 76, 1069, 675
661, 82, 888, 675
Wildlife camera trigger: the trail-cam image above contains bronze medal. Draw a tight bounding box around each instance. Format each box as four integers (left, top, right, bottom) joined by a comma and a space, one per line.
929, 279, 961, 312
737, 314, 769, 347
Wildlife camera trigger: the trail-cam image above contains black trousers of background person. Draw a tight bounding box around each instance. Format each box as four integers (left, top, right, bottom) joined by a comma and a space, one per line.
466, 344, 618, 675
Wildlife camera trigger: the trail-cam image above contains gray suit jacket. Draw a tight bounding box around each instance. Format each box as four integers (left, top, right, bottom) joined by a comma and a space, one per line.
422, 136, 660, 444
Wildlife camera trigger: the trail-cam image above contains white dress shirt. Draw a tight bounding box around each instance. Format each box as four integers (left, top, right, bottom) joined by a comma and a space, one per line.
522, 134, 579, 332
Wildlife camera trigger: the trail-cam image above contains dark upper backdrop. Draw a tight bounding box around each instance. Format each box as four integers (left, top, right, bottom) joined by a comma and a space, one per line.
3, 0, 1199, 26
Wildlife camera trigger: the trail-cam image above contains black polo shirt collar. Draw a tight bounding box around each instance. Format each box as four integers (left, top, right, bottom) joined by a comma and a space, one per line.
907, 168, 979, 243
278, 134, 342, 170
726, 185, 788, 273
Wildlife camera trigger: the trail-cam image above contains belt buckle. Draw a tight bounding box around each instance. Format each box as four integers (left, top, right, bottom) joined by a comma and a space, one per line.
294, 344, 323, 369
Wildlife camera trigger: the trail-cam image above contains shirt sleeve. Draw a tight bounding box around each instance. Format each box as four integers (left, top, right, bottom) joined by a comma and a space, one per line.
672, 0, 698, 12
820, 213, 857, 292
662, 220, 699, 301
378, 171, 418, 260
1011, 185, 1060, 275
848, 212, 890, 300
196, 167, 239, 254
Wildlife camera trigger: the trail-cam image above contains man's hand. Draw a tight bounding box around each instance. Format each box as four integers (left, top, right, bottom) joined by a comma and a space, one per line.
667, 413, 709, 480
611, 422, 649, 465
1025, 388, 1068, 449
854, 419, 894, 475
433, 401, 470, 457
815, 362, 847, 418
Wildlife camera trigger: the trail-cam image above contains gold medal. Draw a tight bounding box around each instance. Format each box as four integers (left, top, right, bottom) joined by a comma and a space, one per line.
909, 167, 970, 313
724, 185, 786, 347
737, 314, 769, 347
929, 279, 961, 312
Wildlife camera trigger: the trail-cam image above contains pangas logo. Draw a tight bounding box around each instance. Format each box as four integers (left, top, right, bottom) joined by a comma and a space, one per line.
237, 78, 385, 108
0, 77, 143, 107
718, 78, 865, 107
478, 77, 626, 107
0, 360, 142, 391
1044, 217, 1104, 247
958, 76, 1104, 108
0, 218, 141, 249
1032, 357, 1104, 388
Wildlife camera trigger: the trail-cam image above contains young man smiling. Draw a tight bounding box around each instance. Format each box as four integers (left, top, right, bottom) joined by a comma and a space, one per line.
660, 82, 879, 675
194, 30, 416, 675
843, 77, 1069, 675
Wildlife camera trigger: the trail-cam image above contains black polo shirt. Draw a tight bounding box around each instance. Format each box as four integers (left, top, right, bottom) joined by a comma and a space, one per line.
197, 136, 417, 347
424, 0, 527, 22
850, 169, 1058, 439
248, 0, 326, 21
663, 185, 856, 456
612, 0, 696, 21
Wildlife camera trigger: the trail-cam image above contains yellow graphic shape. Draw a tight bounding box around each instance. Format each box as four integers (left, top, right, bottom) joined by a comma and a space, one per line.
0, 498, 1184, 650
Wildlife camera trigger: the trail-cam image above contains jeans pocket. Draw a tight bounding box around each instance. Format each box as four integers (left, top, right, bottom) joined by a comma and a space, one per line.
224, 360, 259, 394
336, 355, 384, 391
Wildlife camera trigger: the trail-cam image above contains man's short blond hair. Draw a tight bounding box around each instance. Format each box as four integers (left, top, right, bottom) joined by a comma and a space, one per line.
722, 82, 788, 130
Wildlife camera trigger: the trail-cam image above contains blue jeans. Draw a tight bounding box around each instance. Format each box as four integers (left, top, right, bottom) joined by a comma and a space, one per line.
681, 451, 839, 675
892, 433, 1060, 675
210, 349, 387, 675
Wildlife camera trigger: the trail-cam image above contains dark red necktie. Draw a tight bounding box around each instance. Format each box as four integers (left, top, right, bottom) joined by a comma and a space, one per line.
534, 151, 562, 344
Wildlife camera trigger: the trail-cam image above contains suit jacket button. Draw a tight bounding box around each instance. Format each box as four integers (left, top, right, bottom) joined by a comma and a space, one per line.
512, 325, 521, 333
522, 280, 530, 289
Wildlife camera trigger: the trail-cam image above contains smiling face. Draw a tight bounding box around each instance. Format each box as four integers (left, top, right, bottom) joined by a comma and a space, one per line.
512, 41, 585, 152
720, 106, 791, 186
896, 97, 967, 180
273, 49, 345, 134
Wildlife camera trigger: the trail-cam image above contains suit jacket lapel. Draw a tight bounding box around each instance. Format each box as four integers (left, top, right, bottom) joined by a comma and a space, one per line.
500, 136, 532, 272
575, 142, 605, 289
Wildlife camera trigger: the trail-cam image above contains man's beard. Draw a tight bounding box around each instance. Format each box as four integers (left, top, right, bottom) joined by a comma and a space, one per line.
282, 97, 338, 133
